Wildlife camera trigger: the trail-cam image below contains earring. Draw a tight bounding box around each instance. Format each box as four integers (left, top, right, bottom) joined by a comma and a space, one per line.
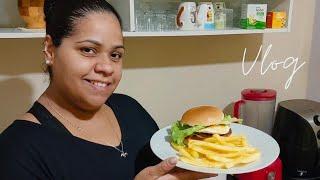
43, 46, 47, 53
45, 59, 51, 65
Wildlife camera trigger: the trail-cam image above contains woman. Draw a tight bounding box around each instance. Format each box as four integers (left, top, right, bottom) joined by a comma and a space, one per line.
0, 0, 215, 179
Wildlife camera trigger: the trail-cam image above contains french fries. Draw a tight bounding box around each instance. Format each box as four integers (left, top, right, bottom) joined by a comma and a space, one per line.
171, 134, 260, 169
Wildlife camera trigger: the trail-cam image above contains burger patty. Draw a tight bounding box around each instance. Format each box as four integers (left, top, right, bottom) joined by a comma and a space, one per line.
188, 129, 232, 141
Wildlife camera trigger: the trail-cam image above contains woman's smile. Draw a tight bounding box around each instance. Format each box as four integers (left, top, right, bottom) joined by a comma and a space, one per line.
84, 78, 113, 93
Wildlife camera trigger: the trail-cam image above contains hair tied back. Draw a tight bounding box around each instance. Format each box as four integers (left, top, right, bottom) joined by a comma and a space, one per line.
44, 0, 56, 23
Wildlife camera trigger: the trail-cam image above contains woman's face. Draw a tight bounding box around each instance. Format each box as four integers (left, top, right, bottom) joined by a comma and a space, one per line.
49, 12, 124, 110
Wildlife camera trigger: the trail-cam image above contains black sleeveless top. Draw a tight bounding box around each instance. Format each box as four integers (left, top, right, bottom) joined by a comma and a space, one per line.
0, 94, 161, 180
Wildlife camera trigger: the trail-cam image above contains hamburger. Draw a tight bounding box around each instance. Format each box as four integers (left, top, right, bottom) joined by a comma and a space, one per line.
171, 106, 242, 146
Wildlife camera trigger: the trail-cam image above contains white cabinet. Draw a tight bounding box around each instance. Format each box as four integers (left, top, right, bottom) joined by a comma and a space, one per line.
0, 0, 294, 38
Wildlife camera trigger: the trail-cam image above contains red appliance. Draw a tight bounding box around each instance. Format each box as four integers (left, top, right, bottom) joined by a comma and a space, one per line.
236, 157, 282, 180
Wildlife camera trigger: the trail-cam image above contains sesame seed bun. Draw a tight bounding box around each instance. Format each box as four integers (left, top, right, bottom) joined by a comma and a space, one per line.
180, 106, 224, 126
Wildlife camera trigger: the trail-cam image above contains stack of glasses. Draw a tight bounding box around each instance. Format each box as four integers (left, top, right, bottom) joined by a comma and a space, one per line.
135, 1, 177, 32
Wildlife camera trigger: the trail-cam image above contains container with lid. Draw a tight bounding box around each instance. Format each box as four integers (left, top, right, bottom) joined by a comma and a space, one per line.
234, 89, 277, 135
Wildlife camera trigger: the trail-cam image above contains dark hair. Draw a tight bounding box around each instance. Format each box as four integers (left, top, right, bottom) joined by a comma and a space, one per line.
44, 0, 122, 46
43, 0, 122, 79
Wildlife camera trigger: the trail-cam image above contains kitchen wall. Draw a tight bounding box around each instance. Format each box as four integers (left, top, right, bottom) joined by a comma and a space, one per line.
0, 0, 317, 131
307, 0, 320, 102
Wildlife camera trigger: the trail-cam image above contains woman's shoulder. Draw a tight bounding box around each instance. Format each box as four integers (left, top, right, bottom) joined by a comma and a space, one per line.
107, 93, 140, 106
107, 93, 150, 115
18, 113, 41, 124
0, 120, 44, 145
108, 93, 159, 130
0, 118, 58, 154
107, 93, 148, 112
0, 119, 67, 162
0, 120, 59, 179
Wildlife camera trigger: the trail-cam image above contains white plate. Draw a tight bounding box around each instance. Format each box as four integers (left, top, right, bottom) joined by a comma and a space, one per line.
150, 123, 280, 174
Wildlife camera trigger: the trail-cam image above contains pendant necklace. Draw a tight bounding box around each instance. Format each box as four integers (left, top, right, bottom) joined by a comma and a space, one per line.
102, 108, 128, 158
45, 97, 128, 158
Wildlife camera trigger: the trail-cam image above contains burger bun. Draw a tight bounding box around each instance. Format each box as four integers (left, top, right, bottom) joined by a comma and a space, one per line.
180, 106, 224, 126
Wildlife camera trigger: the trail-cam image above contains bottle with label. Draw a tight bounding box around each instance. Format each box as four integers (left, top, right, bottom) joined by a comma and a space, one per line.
215, 10, 226, 29
213, 2, 226, 30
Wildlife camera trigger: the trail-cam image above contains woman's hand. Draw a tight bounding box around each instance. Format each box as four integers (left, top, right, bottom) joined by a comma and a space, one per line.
135, 157, 217, 180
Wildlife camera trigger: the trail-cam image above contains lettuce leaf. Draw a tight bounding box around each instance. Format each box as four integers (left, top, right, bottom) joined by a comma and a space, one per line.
221, 115, 243, 124
170, 121, 205, 146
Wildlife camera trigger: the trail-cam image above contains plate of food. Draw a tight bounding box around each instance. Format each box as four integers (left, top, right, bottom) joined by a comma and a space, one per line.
150, 106, 280, 174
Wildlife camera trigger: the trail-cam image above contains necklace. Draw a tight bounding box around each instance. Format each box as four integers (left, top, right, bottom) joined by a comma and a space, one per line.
102, 108, 128, 158
44, 97, 128, 158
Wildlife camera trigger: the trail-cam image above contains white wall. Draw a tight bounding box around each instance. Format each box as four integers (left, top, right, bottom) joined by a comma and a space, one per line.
307, 0, 320, 102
